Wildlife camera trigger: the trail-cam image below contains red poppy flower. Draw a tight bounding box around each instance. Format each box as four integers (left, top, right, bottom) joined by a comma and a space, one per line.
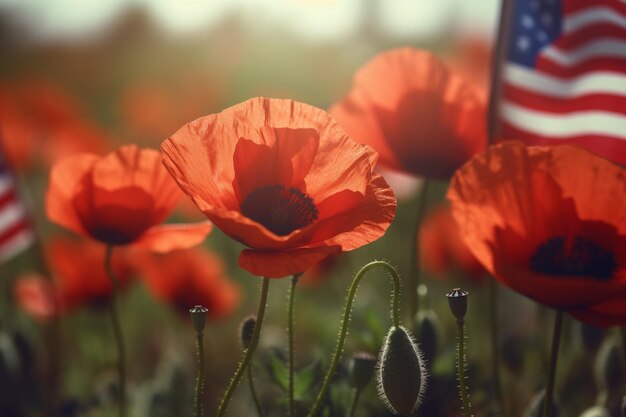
161, 97, 396, 278
137, 248, 240, 318
330, 48, 487, 179
419, 205, 485, 283
448, 141, 626, 326
14, 236, 136, 317
46, 145, 212, 251
0, 80, 109, 170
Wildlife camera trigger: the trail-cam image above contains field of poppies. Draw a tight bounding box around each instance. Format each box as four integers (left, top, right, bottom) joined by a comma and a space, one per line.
1, 3, 626, 417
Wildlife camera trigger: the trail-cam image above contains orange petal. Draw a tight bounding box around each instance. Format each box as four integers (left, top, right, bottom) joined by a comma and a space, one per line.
447, 141, 579, 273
331, 48, 486, 178
132, 221, 213, 253
162, 97, 376, 214
239, 245, 341, 278
232, 127, 319, 200
46, 153, 98, 236
91, 145, 182, 224
311, 173, 396, 251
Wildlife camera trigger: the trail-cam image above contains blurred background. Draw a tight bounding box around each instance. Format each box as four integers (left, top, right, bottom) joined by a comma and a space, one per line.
5, 2, 612, 417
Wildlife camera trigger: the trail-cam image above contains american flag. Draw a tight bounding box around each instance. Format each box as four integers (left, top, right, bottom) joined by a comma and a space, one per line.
496, 0, 626, 165
0, 154, 34, 262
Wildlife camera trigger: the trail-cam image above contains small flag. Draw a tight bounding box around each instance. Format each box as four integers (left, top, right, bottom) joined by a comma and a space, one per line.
493, 0, 626, 165
0, 154, 34, 262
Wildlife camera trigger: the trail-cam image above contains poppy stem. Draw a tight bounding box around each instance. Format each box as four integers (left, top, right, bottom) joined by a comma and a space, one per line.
306, 260, 401, 417
104, 245, 126, 417
620, 327, 626, 377
488, 279, 504, 417
347, 387, 361, 417
408, 180, 429, 329
543, 310, 563, 417
247, 362, 264, 417
287, 274, 301, 417
194, 331, 205, 417
456, 318, 471, 417
216, 277, 270, 417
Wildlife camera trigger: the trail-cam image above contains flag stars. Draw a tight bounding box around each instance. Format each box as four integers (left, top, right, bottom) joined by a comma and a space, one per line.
517, 36, 532, 52
521, 14, 535, 29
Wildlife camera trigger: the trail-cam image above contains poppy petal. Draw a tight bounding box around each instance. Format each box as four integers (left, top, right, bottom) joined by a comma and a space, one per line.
46, 153, 98, 235
331, 48, 486, 178
161, 98, 376, 215
239, 245, 341, 278
312, 173, 396, 250
132, 221, 213, 253
92, 145, 182, 224
232, 127, 319, 200
569, 298, 626, 327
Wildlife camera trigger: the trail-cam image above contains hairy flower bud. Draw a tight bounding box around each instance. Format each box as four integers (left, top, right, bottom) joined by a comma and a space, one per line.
376, 326, 427, 416
349, 351, 376, 390
239, 315, 257, 350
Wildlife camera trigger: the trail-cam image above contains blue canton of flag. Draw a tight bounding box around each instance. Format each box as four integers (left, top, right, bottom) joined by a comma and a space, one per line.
507, 0, 562, 67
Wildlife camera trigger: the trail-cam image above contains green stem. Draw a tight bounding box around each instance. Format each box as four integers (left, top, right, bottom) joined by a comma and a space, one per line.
408, 180, 429, 329
347, 388, 361, 417
216, 278, 271, 417
306, 261, 401, 417
194, 332, 205, 417
619, 327, 626, 374
247, 363, 264, 417
457, 320, 471, 417
488, 279, 504, 417
288, 274, 300, 417
543, 310, 563, 417
104, 245, 126, 417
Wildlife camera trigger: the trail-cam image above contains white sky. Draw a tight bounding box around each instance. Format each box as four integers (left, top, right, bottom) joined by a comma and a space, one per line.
0, 0, 501, 42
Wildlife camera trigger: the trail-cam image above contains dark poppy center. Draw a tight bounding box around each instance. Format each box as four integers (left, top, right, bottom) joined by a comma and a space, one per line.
530, 235, 616, 280
240, 184, 319, 236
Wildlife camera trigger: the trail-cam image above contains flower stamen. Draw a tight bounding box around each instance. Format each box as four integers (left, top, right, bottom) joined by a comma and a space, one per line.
530, 236, 616, 280
241, 184, 318, 236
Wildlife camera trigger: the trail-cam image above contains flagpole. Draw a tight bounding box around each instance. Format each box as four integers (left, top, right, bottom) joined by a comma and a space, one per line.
485, 2, 515, 417
487, 0, 515, 144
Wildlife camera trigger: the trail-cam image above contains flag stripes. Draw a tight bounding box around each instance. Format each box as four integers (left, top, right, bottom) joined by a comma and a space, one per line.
499, 0, 626, 165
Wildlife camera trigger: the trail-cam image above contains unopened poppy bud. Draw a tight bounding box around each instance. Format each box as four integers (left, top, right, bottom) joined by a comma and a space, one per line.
239, 315, 257, 350
189, 305, 208, 335
376, 326, 427, 416
580, 406, 610, 417
446, 288, 468, 322
523, 391, 559, 417
349, 351, 376, 390
414, 310, 441, 364
594, 339, 624, 392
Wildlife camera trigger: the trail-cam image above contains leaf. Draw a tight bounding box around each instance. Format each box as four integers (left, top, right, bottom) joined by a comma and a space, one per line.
265, 347, 288, 392
294, 358, 323, 399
